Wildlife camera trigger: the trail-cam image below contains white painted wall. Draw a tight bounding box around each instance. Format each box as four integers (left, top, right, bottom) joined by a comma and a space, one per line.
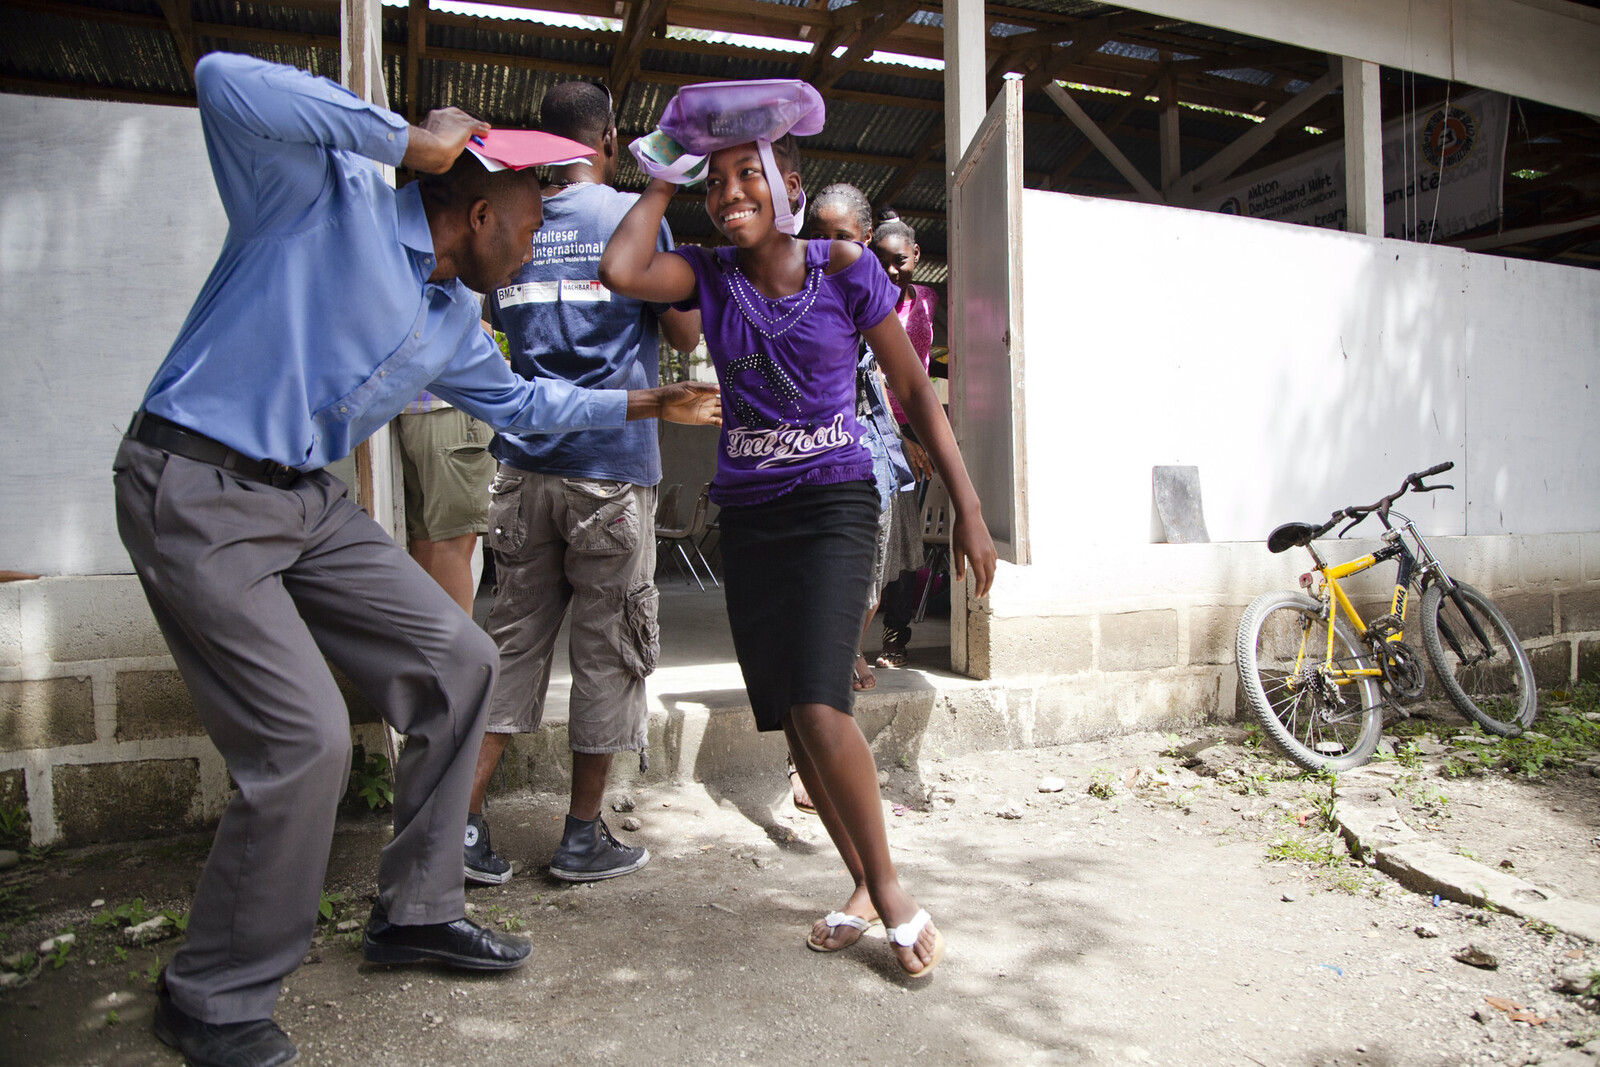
1019, 188, 1599, 567
0, 94, 225, 577
1121, 0, 1600, 117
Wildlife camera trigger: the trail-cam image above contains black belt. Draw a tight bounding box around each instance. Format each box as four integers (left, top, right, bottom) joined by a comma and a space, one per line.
128, 411, 312, 488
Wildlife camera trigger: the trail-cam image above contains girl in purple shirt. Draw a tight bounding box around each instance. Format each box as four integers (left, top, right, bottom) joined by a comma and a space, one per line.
601, 130, 995, 980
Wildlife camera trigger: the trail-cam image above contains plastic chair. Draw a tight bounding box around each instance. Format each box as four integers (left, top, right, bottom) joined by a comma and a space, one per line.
656, 483, 718, 590
912, 475, 951, 624
654, 483, 682, 528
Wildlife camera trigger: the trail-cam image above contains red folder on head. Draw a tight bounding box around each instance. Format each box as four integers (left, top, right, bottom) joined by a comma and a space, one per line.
465, 129, 595, 172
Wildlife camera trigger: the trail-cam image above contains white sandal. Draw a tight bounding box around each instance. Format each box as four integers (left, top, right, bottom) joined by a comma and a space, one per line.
885, 908, 945, 978
806, 911, 882, 953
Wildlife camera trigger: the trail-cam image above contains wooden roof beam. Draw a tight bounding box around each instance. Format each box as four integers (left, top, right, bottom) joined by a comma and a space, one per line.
812, 0, 922, 93
1181, 62, 1341, 195
876, 117, 944, 207
154, 0, 199, 85
1047, 71, 1162, 190
1043, 81, 1163, 203
1021, 12, 1165, 96
405, 0, 426, 120
609, 0, 670, 98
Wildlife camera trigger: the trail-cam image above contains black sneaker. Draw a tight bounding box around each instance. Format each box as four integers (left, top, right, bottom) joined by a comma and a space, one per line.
548, 815, 649, 882
464, 813, 512, 886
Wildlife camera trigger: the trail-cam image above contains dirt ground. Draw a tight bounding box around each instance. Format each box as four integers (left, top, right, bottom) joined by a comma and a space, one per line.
2, 721, 1598, 1067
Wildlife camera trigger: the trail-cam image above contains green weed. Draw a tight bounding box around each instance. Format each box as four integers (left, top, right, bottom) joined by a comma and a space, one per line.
353, 753, 394, 811
1443, 698, 1600, 780
1265, 835, 1340, 866
47, 936, 73, 969
0, 884, 36, 925
1086, 767, 1117, 800
92, 899, 149, 930
317, 891, 346, 923
1326, 868, 1373, 895
0, 800, 29, 846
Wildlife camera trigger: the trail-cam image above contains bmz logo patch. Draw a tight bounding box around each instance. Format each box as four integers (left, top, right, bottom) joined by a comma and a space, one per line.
1421, 105, 1478, 170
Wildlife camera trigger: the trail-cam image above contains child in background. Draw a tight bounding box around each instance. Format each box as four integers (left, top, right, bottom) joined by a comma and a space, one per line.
870, 210, 941, 669
601, 82, 995, 978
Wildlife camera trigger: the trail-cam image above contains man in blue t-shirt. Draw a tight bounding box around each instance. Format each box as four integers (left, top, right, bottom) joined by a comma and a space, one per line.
465, 81, 701, 884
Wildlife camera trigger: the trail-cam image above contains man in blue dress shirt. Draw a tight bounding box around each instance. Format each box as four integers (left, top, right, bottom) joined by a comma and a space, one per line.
112, 52, 717, 1067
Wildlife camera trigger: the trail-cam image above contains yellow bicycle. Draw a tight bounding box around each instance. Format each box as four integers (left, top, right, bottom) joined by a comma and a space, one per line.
1236, 462, 1537, 772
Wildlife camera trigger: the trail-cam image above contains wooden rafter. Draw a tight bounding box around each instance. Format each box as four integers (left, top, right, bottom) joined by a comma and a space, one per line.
876, 116, 944, 208
812, 0, 921, 93
799, 0, 904, 83
1020, 11, 1162, 96
1180, 63, 1341, 194
608, 0, 670, 99
1043, 82, 1162, 203
405, 0, 425, 120
153, 0, 199, 84
1047, 72, 1161, 190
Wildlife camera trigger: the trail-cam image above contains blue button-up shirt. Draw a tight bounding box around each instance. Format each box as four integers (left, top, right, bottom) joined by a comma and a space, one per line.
139, 53, 626, 470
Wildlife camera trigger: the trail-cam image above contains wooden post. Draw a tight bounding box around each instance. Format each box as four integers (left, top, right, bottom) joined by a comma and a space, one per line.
1159, 68, 1184, 196
1341, 54, 1384, 237
943, 0, 986, 192
340, 0, 403, 545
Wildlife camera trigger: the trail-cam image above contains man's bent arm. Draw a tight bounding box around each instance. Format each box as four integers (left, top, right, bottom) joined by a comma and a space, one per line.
428, 323, 628, 435
194, 53, 409, 232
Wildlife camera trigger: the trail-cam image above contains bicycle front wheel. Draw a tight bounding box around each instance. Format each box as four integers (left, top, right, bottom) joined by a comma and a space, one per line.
1236, 591, 1384, 772
1419, 581, 1536, 735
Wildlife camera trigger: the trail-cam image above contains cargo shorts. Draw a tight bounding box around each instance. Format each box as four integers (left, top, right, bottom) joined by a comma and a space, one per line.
483, 466, 658, 754
396, 407, 496, 542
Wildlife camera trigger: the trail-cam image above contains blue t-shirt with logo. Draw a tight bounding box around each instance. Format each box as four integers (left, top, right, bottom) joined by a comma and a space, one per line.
487, 182, 673, 485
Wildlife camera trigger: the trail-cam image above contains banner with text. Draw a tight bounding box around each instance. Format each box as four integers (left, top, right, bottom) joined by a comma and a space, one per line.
1192, 89, 1509, 241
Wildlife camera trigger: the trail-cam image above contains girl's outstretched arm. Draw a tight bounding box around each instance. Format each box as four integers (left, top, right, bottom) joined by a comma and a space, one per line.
599, 178, 698, 305
865, 312, 997, 598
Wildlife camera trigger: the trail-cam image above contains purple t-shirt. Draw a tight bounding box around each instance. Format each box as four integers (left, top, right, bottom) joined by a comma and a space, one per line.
673, 240, 899, 507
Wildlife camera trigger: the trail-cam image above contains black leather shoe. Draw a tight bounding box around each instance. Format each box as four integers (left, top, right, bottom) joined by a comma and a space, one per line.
361, 902, 531, 970
153, 971, 299, 1067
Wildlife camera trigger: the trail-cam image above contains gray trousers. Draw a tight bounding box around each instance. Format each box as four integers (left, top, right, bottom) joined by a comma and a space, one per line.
113, 438, 497, 1024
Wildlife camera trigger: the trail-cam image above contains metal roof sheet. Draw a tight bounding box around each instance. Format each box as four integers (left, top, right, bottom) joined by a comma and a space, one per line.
3, 0, 1595, 272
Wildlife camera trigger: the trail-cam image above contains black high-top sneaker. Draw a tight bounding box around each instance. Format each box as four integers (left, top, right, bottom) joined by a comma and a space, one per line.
547, 815, 649, 882
464, 813, 512, 885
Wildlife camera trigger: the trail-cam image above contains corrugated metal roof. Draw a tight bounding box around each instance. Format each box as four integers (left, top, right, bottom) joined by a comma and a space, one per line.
4, 0, 1596, 272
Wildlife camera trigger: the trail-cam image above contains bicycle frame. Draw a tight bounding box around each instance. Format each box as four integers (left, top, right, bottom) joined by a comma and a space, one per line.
1293, 513, 1435, 687
1290, 507, 1498, 691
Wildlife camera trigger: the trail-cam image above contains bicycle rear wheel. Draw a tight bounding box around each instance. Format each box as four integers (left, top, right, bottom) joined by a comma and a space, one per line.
1236, 591, 1384, 772
1419, 581, 1536, 735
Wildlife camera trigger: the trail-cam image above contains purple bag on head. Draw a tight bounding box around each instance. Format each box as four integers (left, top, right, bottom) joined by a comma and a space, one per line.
658, 79, 826, 154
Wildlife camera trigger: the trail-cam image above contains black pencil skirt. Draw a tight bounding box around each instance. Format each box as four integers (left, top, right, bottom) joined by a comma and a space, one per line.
717, 480, 879, 732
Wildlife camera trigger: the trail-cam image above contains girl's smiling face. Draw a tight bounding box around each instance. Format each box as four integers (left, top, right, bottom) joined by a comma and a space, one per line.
807, 201, 868, 244
871, 233, 918, 292
703, 143, 802, 246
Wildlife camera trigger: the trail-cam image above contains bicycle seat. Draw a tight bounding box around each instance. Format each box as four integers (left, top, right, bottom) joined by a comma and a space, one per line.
1266, 522, 1318, 554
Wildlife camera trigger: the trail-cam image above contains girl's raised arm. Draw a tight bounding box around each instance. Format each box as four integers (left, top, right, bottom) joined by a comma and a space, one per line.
600, 178, 699, 305
865, 312, 997, 599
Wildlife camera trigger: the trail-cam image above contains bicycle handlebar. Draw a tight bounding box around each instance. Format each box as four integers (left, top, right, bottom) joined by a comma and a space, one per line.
1312, 462, 1456, 539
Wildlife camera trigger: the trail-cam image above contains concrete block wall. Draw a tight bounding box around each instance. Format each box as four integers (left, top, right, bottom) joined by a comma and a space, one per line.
3, 532, 1594, 849
0, 575, 390, 848
962, 532, 1600, 724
